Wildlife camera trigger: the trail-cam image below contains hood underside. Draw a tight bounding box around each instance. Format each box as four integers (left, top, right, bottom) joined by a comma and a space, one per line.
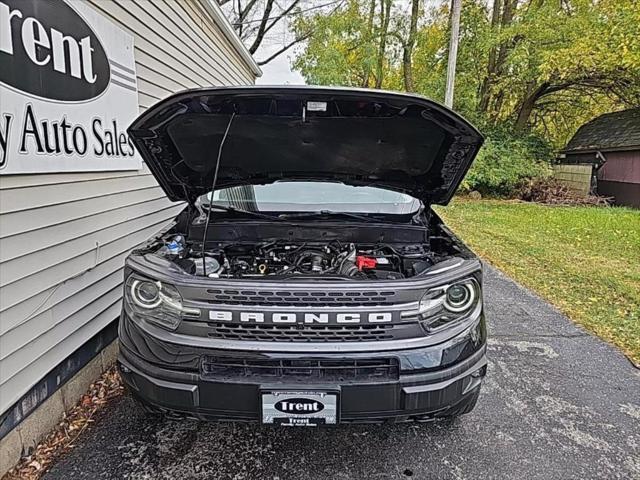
127, 86, 483, 206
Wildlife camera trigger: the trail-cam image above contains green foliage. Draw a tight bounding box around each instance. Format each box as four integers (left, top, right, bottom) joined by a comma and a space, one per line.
460, 130, 553, 196
291, 0, 640, 195
292, 0, 640, 141
291, 0, 394, 88
478, 0, 640, 139
292, 1, 373, 87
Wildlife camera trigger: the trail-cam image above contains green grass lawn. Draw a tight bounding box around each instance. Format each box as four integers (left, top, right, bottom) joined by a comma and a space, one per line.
436, 199, 640, 365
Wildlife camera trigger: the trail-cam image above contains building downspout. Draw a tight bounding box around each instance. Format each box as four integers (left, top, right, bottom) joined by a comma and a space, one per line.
591, 150, 608, 195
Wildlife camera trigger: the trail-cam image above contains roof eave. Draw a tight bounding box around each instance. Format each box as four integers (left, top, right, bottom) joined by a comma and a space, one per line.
199, 0, 263, 78
561, 144, 640, 155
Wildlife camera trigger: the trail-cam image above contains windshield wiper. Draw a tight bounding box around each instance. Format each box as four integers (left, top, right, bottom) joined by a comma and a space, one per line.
204, 204, 285, 221
278, 210, 386, 223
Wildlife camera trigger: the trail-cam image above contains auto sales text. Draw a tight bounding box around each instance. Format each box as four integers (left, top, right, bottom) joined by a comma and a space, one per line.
1, 104, 135, 160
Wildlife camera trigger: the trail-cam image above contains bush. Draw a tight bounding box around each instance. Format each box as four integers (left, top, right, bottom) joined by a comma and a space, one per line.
460, 129, 553, 196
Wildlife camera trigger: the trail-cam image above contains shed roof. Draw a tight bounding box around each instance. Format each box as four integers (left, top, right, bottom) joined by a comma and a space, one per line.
563, 108, 640, 153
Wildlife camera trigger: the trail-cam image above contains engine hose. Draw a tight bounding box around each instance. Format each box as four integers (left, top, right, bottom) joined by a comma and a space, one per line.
339, 261, 360, 277
295, 250, 329, 265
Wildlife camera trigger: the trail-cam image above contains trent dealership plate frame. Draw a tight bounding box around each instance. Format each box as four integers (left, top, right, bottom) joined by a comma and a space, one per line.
260, 389, 340, 426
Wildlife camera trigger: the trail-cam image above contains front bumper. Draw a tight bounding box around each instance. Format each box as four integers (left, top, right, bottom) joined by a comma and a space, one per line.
118, 313, 487, 423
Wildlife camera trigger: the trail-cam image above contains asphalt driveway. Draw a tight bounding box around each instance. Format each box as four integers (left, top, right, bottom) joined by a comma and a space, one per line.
44, 266, 640, 480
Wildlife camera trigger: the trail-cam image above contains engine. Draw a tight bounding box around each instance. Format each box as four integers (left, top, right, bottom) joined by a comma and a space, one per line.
156, 237, 435, 280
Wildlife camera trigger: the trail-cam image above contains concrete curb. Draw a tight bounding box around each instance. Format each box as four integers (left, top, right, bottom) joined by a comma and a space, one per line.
0, 340, 118, 477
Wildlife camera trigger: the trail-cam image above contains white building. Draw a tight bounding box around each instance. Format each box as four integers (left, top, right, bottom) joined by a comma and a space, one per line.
0, 0, 260, 473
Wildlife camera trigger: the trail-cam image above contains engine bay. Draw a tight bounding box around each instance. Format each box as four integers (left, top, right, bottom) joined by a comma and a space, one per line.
155, 237, 436, 280
135, 206, 472, 282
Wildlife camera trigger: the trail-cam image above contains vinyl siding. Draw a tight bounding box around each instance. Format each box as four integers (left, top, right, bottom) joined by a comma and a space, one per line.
0, 0, 256, 415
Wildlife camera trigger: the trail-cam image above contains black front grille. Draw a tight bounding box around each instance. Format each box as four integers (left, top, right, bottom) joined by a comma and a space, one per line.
206, 289, 396, 307
206, 322, 395, 342
201, 356, 399, 382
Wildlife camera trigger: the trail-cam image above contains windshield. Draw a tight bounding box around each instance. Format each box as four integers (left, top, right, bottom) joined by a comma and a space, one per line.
199, 181, 421, 215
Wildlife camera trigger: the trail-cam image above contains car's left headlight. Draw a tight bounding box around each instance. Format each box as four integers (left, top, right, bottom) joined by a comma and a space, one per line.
416, 277, 481, 333
124, 274, 196, 331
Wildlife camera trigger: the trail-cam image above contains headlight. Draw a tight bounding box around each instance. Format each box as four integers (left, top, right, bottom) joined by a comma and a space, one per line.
444, 282, 476, 312
130, 280, 162, 308
416, 278, 481, 332
124, 275, 197, 330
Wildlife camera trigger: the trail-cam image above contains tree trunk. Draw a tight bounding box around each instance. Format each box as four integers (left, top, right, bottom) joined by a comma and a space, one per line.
374, 0, 392, 89
478, 0, 518, 117
494, 0, 517, 68
515, 82, 550, 131
362, 0, 377, 88
402, 0, 420, 92
478, 0, 502, 112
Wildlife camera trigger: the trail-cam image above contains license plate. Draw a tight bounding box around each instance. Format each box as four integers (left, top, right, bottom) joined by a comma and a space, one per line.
261, 390, 338, 426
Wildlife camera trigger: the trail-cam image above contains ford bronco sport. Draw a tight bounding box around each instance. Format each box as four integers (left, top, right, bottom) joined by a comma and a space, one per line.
118, 86, 486, 425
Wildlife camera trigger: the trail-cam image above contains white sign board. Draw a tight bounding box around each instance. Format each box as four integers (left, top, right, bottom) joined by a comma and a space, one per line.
0, 0, 141, 174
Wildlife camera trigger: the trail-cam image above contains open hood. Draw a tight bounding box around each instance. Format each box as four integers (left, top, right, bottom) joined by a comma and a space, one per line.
127, 86, 483, 206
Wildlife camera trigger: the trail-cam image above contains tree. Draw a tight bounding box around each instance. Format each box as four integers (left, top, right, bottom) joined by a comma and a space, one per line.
402, 0, 420, 92
291, 0, 420, 89
474, 0, 640, 134
218, 0, 330, 65
477, 0, 517, 116
292, 0, 640, 146
292, 0, 393, 87
372, 0, 392, 88
387, 0, 420, 91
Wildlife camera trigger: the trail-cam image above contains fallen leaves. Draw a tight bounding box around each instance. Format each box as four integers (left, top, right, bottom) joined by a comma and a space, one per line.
3, 366, 124, 480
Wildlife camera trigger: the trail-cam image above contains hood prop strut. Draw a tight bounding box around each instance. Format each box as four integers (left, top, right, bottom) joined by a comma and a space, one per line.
201, 112, 236, 276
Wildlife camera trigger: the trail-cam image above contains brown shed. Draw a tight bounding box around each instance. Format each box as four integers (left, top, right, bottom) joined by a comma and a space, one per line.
559, 108, 640, 208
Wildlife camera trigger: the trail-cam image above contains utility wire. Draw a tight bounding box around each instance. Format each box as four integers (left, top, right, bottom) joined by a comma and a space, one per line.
232, 0, 343, 25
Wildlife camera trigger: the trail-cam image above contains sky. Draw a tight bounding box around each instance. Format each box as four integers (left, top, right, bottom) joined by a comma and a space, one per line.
247, 6, 307, 85
255, 47, 306, 85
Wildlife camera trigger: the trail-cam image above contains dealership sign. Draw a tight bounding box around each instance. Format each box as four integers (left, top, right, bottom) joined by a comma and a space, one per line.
0, 0, 141, 173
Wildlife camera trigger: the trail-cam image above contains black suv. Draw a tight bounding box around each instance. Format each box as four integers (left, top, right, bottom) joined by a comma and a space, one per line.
118, 86, 486, 425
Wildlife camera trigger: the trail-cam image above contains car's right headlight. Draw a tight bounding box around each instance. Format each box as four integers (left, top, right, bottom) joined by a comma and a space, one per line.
124, 275, 198, 331
416, 277, 481, 333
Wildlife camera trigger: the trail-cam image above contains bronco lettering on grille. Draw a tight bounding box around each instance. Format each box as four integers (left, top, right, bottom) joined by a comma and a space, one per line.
208, 311, 393, 324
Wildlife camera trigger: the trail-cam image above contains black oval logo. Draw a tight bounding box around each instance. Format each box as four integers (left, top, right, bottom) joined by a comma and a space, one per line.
274, 398, 325, 415
0, 0, 110, 101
